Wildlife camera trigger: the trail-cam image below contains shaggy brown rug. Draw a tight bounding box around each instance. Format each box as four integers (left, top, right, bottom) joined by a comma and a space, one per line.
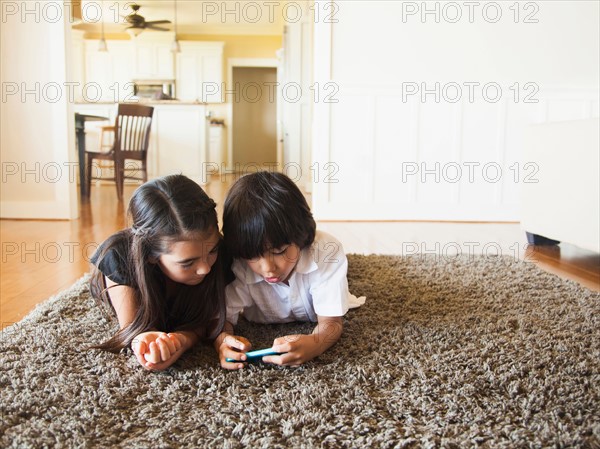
1, 255, 599, 448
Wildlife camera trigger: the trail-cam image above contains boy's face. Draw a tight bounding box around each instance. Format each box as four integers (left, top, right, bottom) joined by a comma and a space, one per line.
245, 244, 301, 284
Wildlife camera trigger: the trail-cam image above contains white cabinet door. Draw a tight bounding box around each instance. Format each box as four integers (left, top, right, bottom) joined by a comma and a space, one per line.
133, 40, 175, 79
84, 40, 134, 102
175, 51, 199, 101
84, 45, 112, 101
176, 42, 224, 102
208, 124, 226, 167
111, 43, 135, 101
201, 53, 222, 102
156, 45, 175, 78
134, 44, 155, 78
151, 106, 207, 184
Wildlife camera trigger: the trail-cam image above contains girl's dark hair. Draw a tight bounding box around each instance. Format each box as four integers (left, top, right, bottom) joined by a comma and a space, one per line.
90, 174, 226, 352
223, 171, 316, 259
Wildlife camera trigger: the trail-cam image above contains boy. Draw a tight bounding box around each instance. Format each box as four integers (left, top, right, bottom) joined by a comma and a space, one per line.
215, 172, 364, 369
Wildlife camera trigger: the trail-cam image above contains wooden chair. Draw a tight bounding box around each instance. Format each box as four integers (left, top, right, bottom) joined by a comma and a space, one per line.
85, 104, 154, 201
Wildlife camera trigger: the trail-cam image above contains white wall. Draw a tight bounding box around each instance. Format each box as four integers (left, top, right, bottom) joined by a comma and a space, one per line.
280, 2, 314, 192
312, 0, 599, 220
0, 2, 78, 219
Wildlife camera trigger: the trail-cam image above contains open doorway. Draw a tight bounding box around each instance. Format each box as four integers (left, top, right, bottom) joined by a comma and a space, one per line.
231, 66, 278, 169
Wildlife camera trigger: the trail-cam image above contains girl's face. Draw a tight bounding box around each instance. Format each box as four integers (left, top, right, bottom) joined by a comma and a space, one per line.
157, 230, 221, 286
245, 244, 301, 284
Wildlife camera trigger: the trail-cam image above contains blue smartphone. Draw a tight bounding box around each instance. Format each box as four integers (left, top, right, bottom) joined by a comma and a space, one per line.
226, 347, 283, 363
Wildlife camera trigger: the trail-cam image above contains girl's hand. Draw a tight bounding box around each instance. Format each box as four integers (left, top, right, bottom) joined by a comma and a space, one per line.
131, 331, 186, 371
216, 333, 252, 370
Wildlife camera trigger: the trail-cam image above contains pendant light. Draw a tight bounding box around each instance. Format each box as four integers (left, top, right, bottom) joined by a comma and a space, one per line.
98, 0, 108, 52
171, 0, 181, 53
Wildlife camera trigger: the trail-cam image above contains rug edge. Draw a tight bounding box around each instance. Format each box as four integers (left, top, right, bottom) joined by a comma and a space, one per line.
2, 273, 91, 333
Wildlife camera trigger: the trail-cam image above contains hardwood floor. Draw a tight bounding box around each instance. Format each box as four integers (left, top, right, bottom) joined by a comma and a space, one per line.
2, 181, 599, 329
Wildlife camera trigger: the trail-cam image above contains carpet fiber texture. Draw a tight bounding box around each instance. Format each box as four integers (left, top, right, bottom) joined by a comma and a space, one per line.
1, 255, 599, 448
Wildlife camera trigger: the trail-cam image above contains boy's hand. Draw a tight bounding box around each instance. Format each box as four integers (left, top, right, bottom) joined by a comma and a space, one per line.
264, 334, 322, 366
216, 333, 252, 370
131, 331, 188, 371
264, 316, 344, 367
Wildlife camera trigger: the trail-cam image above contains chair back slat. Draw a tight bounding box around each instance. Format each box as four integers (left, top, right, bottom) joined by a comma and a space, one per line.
114, 104, 154, 155
86, 102, 154, 201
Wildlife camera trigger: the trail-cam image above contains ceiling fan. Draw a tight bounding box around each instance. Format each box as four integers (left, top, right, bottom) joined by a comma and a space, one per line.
123, 4, 171, 36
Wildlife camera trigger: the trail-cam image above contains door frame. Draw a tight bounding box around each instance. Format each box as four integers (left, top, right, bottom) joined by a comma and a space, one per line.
226, 58, 280, 172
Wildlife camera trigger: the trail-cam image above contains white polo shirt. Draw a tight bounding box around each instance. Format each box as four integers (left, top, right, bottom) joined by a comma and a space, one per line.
226, 231, 365, 325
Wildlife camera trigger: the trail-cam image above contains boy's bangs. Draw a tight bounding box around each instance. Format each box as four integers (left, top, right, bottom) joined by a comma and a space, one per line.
229, 213, 290, 260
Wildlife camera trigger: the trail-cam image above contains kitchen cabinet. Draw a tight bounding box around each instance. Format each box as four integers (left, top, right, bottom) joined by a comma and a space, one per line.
207, 123, 226, 168
84, 40, 134, 102
176, 42, 224, 102
133, 36, 175, 79
75, 36, 220, 102
148, 104, 207, 183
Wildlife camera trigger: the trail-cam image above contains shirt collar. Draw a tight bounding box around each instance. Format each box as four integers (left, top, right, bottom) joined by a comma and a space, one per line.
245, 266, 264, 284
295, 245, 318, 275
243, 245, 318, 284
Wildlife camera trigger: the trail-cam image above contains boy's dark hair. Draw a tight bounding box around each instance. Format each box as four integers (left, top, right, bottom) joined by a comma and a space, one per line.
223, 171, 316, 259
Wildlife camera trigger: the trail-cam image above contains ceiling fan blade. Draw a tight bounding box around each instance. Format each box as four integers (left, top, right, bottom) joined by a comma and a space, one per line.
120, 4, 170, 32
124, 15, 144, 25
146, 25, 170, 31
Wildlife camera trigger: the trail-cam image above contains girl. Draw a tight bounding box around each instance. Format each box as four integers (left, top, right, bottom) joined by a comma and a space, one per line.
215, 171, 365, 369
90, 174, 226, 371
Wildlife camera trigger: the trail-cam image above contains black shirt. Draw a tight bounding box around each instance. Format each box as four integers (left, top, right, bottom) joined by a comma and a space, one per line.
90, 230, 134, 286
